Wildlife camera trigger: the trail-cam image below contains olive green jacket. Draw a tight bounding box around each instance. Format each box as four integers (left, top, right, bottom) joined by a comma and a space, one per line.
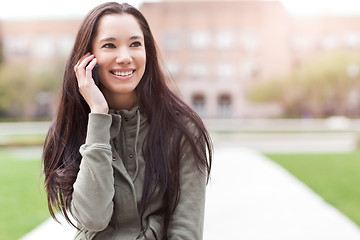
71, 106, 206, 239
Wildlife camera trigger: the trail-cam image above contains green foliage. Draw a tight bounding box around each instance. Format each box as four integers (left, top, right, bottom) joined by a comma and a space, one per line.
0, 65, 33, 117
249, 51, 360, 117
267, 151, 360, 226
0, 62, 63, 120
0, 148, 49, 240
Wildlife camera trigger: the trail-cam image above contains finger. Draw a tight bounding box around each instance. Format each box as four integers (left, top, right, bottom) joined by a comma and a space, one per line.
74, 53, 91, 71
78, 54, 95, 69
79, 52, 91, 63
75, 54, 94, 81
86, 58, 97, 71
74, 60, 80, 72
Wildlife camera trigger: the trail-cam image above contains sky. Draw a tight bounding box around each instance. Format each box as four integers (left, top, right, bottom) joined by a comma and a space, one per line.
1, 0, 360, 20
280, 0, 360, 16
0, 0, 150, 20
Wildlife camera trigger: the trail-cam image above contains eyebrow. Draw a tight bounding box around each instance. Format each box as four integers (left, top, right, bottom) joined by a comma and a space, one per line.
99, 37, 117, 42
129, 35, 143, 40
99, 36, 143, 42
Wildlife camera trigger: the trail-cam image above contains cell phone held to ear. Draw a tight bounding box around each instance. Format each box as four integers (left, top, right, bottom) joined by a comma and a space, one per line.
92, 64, 100, 87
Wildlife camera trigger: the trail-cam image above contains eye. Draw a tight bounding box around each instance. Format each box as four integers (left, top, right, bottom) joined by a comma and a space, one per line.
130, 41, 142, 47
102, 43, 116, 48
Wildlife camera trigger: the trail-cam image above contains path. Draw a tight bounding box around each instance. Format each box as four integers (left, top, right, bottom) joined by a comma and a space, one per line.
20, 147, 360, 239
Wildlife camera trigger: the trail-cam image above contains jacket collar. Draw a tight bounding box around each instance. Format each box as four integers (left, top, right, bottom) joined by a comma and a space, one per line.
108, 105, 147, 181
108, 106, 147, 138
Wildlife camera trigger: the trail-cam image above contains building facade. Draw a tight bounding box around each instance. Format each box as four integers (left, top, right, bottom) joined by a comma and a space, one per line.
2, 1, 360, 118
140, 1, 360, 118
1, 19, 80, 66
140, 1, 291, 118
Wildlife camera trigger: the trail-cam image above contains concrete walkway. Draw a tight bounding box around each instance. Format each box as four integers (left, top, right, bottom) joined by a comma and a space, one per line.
204, 147, 360, 240
21, 147, 360, 240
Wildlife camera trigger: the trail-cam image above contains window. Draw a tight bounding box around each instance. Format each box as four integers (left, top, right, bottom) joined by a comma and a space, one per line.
216, 32, 235, 50
192, 94, 206, 117
216, 63, 235, 79
190, 32, 210, 50
240, 32, 260, 53
163, 33, 181, 52
187, 63, 208, 79
32, 35, 55, 58
3, 36, 29, 55
240, 60, 258, 79
218, 94, 232, 118
165, 61, 180, 78
57, 35, 75, 57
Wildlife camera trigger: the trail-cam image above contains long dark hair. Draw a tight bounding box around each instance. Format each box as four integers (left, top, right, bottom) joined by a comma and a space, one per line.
43, 2, 212, 238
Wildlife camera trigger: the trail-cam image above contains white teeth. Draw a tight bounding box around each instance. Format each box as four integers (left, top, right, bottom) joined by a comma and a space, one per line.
113, 70, 134, 76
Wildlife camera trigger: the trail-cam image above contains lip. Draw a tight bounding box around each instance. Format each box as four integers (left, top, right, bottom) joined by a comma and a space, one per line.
110, 68, 136, 80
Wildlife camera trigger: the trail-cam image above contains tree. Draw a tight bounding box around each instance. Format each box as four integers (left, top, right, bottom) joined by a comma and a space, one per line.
248, 51, 360, 118
0, 61, 63, 120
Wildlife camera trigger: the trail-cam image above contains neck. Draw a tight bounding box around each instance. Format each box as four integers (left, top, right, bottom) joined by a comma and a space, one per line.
104, 91, 138, 111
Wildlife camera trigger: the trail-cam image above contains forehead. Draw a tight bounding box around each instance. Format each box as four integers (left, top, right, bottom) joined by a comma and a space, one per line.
94, 13, 143, 40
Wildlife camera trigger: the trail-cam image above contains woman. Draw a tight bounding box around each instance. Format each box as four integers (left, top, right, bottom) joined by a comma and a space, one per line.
43, 2, 212, 240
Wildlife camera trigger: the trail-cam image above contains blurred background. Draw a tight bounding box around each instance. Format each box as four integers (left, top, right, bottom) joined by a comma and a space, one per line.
2, 0, 360, 120
2, 0, 360, 239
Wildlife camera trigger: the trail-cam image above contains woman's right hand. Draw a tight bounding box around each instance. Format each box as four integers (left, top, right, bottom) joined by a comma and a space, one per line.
74, 53, 109, 114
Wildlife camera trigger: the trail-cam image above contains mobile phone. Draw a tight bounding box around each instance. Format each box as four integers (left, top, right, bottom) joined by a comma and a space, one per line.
92, 64, 99, 87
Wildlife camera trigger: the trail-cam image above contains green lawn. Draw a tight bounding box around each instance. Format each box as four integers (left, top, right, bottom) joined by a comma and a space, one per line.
0, 148, 50, 240
267, 151, 360, 226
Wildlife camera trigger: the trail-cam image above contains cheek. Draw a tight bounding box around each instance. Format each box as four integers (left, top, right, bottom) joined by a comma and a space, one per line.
94, 53, 110, 66
135, 51, 146, 67
142, 55, 146, 67
94, 54, 113, 76
98, 67, 108, 78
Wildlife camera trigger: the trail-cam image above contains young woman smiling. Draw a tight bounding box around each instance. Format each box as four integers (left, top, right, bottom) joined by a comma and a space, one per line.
43, 2, 212, 240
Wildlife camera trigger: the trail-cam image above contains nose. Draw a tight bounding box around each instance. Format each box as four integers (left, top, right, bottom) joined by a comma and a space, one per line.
115, 47, 132, 65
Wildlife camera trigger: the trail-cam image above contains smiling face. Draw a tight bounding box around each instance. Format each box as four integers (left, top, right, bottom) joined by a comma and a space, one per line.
92, 13, 146, 110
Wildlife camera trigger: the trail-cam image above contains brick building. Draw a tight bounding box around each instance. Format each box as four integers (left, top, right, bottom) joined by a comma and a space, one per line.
141, 1, 360, 118
2, 1, 360, 118
141, 1, 291, 118
1, 19, 80, 67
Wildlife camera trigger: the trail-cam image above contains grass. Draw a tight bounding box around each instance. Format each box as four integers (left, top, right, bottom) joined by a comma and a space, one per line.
0, 134, 46, 147
0, 148, 50, 240
267, 151, 360, 226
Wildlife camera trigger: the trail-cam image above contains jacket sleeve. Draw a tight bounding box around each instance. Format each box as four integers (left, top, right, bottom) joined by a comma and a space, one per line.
70, 113, 115, 232
167, 125, 207, 240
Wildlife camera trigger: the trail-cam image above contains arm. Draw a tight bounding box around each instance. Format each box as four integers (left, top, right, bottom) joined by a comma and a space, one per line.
70, 113, 115, 231
167, 131, 207, 240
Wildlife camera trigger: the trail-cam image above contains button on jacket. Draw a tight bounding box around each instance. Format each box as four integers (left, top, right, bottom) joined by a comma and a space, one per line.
71, 106, 206, 239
